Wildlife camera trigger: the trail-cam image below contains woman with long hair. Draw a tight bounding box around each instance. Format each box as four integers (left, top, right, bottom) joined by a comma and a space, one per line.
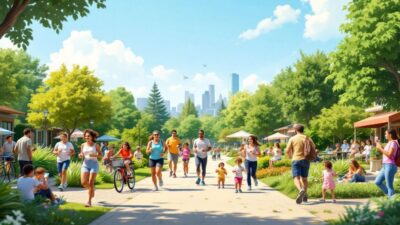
146, 130, 167, 191
242, 135, 261, 191
79, 129, 102, 207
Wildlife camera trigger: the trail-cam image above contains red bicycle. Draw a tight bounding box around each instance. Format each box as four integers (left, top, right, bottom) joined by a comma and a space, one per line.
112, 159, 136, 193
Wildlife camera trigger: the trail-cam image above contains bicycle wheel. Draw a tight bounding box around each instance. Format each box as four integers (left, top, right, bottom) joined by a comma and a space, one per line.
7, 163, 16, 182
113, 169, 124, 193
127, 166, 136, 190
0, 164, 6, 182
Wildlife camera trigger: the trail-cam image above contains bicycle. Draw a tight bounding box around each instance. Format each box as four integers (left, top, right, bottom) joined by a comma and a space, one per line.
0, 155, 17, 183
112, 158, 136, 193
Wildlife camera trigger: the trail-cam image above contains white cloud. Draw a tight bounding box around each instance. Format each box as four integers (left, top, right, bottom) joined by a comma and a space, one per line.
304, 0, 349, 41
243, 74, 258, 90
193, 72, 223, 84
168, 84, 184, 92
151, 65, 176, 80
0, 38, 19, 50
239, 4, 301, 40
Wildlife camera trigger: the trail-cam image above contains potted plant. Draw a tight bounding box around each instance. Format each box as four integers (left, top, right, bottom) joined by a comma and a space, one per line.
370, 147, 382, 172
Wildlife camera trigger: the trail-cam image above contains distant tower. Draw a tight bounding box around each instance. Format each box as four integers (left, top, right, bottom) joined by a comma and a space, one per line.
231, 73, 239, 95
202, 91, 210, 112
209, 84, 215, 108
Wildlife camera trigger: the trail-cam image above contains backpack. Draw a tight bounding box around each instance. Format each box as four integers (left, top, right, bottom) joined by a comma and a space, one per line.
394, 140, 400, 167
304, 137, 317, 161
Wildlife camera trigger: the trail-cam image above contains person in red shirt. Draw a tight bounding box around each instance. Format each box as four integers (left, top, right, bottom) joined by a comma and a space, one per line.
114, 142, 133, 176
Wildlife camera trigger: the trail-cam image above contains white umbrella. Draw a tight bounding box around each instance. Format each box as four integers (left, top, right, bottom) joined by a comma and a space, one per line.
54, 129, 84, 139
264, 132, 289, 141
226, 130, 253, 139
0, 127, 14, 135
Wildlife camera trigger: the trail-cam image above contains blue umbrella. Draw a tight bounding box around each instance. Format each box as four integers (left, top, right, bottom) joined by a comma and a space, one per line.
0, 127, 14, 135
96, 135, 120, 142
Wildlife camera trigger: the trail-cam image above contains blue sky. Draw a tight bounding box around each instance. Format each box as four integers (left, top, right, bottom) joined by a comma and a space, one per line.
1, 0, 349, 107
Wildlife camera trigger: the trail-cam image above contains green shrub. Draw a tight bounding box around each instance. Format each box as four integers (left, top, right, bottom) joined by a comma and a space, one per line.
273, 158, 292, 167
257, 156, 291, 169
256, 167, 291, 179
32, 147, 57, 176
0, 182, 22, 219
226, 150, 239, 157
307, 182, 383, 199
133, 158, 148, 169
98, 166, 113, 183
257, 156, 271, 169
55, 161, 102, 187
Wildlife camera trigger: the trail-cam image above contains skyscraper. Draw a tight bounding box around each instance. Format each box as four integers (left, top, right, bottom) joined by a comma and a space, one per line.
164, 100, 171, 113
209, 85, 215, 108
202, 91, 210, 112
136, 98, 148, 111
184, 91, 195, 104
231, 73, 239, 95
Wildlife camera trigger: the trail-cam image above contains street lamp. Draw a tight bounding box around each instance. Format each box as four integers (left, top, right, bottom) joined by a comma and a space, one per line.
43, 110, 49, 146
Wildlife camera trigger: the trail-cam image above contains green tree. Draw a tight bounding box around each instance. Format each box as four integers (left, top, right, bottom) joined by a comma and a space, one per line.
0, 49, 47, 113
180, 98, 197, 120
223, 92, 251, 128
145, 82, 169, 131
309, 104, 371, 143
272, 51, 338, 124
27, 65, 111, 137
328, 0, 400, 109
178, 115, 202, 140
244, 84, 286, 136
200, 116, 219, 141
108, 87, 140, 131
218, 100, 226, 115
121, 113, 154, 147
161, 117, 180, 137
0, 0, 106, 49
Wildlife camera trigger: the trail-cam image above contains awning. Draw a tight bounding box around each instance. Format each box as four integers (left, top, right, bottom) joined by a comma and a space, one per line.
264, 132, 289, 141
226, 130, 253, 138
354, 112, 400, 128
0, 106, 24, 115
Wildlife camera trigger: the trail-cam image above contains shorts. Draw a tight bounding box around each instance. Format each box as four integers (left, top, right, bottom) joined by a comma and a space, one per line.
168, 153, 179, 164
18, 160, 32, 175
272, 156, 281, 161
2, 154, 13, 161
81, 159, 99, 174
218, 177, 225, 182
182, 158, 190, 163
149, 158, 164, 168
123, 159, 132, 165
57, 160, 70, 173
35, 189, 53, 200
234, 177, 243, 185
292, 159, 310, 178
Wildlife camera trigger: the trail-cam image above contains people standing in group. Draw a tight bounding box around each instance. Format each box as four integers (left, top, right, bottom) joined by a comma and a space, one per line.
350, 140, 361, 158
363, 140, 373, 163
14, 128, 33, 176
79, 129, 102, 207
269, 142, 282, 168
194, 129, 212, 185
241, 135, 260, 191
233, 157, 245, 193
146, 130, 166, 191
215, 162, 227, 189
53, 132, 75, 191
321, 161, 336, 203
166, 130, 181, 178
375, 129, 399, 198
181, 142, 191, 177
134, 146, 143, 160
341, 140, 350, 158
114, 142, 133, 176
1, 135, 16, 170
286, 124, 315, 204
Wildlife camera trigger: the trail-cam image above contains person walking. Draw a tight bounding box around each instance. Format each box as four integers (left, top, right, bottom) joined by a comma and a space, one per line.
14, 128, 33, 176
193, 129, 211, 185
375, 129, 399, 198
286, 124, 315, 204
166, 130, 181, 178
53, 132, 75, 191
146, 130, 166, 191
241, 135, 261, 191
2, 135, 16, 170
79, 129, 102, 207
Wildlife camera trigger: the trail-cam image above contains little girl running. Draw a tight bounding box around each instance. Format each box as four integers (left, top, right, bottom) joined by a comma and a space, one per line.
181, 143, 191, 177
232, 157, 245, 193
215, 162, 227, 188
321, 161, 336, 202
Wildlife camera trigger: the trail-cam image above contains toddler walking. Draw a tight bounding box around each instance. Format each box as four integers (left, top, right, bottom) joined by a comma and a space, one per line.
215, 162, 227, 188
182, 143, 191, 177
321, 161, 336, 202
233, 157, 245, 193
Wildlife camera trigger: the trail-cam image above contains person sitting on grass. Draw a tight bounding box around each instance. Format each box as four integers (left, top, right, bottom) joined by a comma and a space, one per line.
134, 146, 143, 161
339, 159, 365, 183
114, 142, 133, 176
321, 161, 336, 203
34, 167, 63, 204
269, 143, 282, 168
17, 164, 43, 202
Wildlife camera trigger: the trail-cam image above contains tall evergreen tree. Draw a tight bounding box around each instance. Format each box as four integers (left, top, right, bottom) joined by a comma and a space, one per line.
218, 100, 226, 115
145, 82, 170, 131
180, 98, 198, 120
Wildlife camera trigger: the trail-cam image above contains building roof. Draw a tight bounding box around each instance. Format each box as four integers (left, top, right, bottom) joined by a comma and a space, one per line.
354, 112, 400, 128
274, 124, 296, 133
0, 106, 24, 115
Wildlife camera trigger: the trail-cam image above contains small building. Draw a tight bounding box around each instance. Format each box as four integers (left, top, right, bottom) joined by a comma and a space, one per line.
274, 124, 296, 137
0, 105, 24, 145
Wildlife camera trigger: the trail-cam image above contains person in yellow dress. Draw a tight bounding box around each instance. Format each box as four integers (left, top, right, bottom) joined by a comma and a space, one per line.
215, 162, 227, 189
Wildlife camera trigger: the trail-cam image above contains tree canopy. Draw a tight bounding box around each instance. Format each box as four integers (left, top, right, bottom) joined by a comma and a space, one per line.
27, 65, 111, 136
223, 92, 251, 129
178, 115, 202, 141
0, 0, 106, 49
108, 87, 140, 131
180, 98, 197, 120
145, 82, 170, 131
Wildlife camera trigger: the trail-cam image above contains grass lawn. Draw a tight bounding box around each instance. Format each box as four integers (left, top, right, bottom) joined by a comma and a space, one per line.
227, 157, 235, 166
60, 202, 111, 225
96, 167, 153, 189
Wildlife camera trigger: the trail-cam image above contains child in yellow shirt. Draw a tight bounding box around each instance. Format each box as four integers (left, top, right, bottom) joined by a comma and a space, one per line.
215, 162, 227, 189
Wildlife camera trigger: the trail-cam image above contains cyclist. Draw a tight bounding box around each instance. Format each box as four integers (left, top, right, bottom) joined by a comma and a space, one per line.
2, 135, 15, 170
114, 142, 133, 176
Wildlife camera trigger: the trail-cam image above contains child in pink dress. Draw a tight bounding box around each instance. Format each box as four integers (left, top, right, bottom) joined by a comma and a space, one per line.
181, 143, 191, 177
321, 161, 336, 202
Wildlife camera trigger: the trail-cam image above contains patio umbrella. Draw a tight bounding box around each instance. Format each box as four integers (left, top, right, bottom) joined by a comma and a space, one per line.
96, 135, 120, 142
54, 129, 84, 139
0, 127, 14, 135
226, 130, 253, 139
264, 132, 289, 141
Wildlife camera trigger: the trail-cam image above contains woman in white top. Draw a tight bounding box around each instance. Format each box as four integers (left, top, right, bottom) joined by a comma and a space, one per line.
240, 135, 261, 191
269, 142, 282, 168
79, 129, 102, 207
350, 140, 360, 158
363, 140, 373, 162
53, 132, 75, 191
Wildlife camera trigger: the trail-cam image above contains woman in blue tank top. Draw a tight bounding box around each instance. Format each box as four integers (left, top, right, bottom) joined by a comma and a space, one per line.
146, 130, 166, 191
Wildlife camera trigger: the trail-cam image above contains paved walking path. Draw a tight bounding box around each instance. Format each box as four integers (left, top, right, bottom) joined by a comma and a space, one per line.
54, 156, 323, 225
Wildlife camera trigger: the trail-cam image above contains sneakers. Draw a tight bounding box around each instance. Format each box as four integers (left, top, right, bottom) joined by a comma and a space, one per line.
153, 186, 159, 191
254, 179, 258, 187
303, 194, 308, 203
63, 183, 68, 189
159, 179, 164, 187
319, 199, 326, 202
239, 189, 243, 193
58, 184, 64, 191
200, 180, 206, 186
218, 186, 221, 189
248, 186, 252, 191
169, 171, 173, 177
332, 199, 336, 203
296, 190, 306, 204
173, 173, 177, 178
235, 190, 239, 193
195, 178, 201, 185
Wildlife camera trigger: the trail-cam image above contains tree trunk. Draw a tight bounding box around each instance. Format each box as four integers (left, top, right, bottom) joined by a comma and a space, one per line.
0, 0, 30, 39
383, 62, 400, 92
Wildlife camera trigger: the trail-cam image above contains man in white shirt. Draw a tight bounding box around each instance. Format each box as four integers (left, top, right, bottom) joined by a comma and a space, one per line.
17, 164, 43, 202
193, 129, 211, 185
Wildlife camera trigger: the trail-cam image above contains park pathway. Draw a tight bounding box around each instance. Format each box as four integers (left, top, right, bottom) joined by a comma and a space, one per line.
54, 156, 323, 225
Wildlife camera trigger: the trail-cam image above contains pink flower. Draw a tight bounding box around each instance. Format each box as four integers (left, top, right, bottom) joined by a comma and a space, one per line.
377, 211, 384, 218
